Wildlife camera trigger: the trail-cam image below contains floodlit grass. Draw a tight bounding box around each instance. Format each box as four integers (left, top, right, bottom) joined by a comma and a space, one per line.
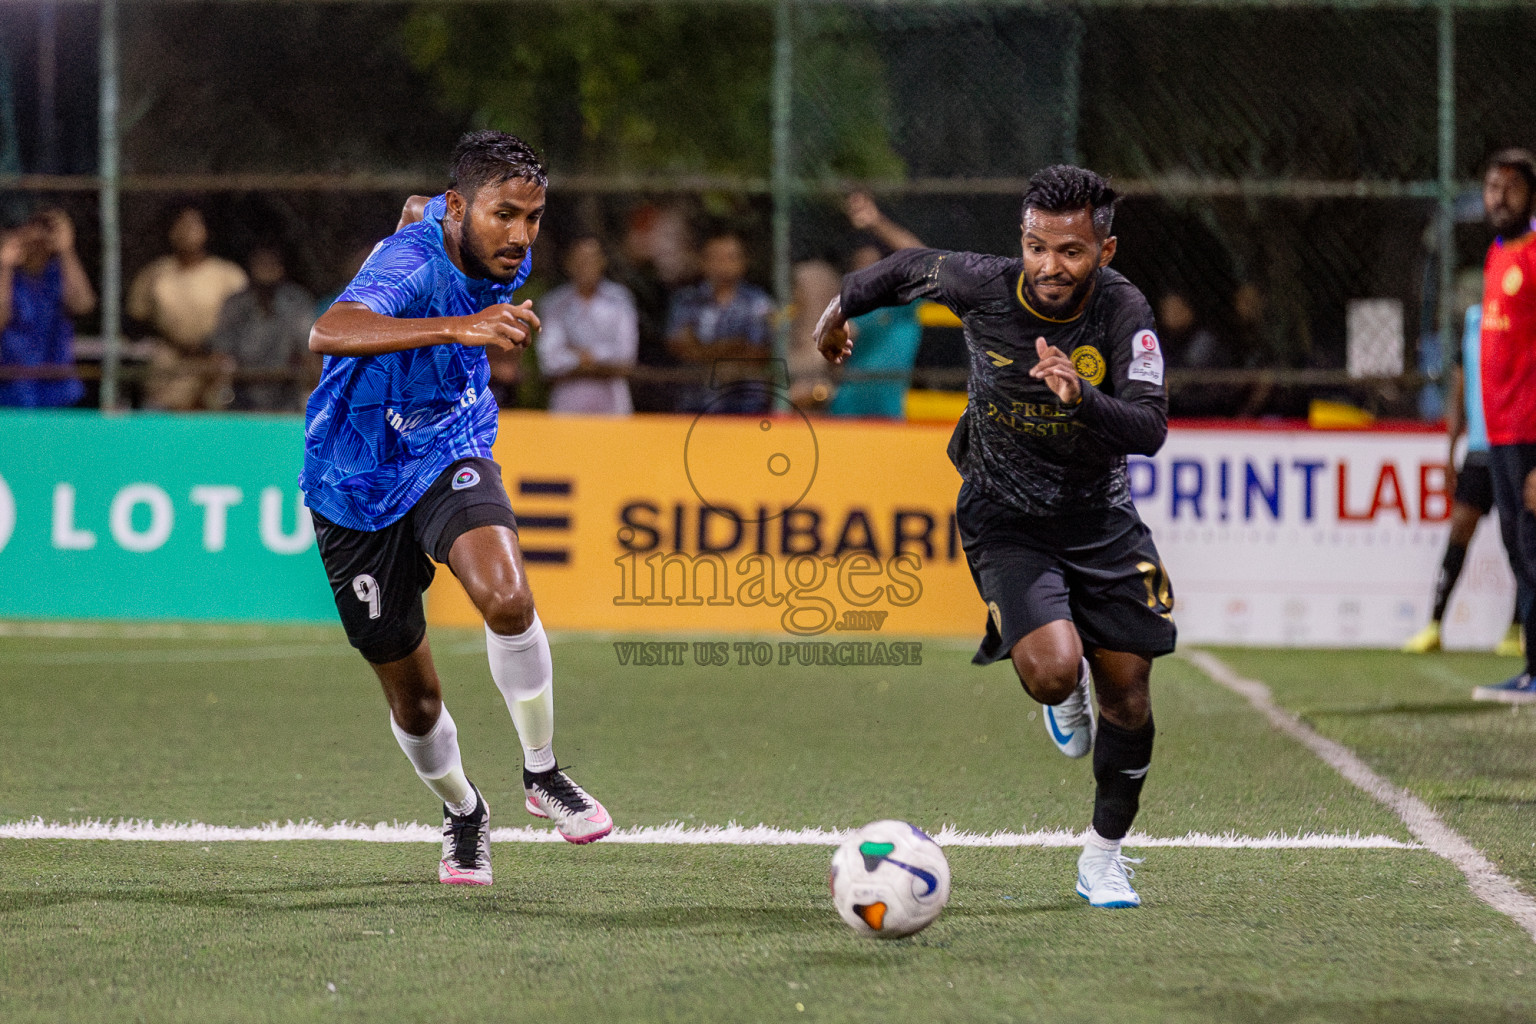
1215, 648, 1536, 896
1, 627, 1533, 1022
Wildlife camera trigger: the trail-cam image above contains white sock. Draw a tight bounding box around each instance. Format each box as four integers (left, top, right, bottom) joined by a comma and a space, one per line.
485, 615, 557, 773
389, 705, 477, 815
1085, 826, 1120, 855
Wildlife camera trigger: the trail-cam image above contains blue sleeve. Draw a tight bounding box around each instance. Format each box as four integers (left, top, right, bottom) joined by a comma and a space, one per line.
336, 236, 435, 317
746, 290, 774, 346
1458, 304, 1481, 368
666, 289, 698, 339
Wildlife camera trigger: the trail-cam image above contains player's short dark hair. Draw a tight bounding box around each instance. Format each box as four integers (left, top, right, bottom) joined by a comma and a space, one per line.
1022, 165, 1117, 239
1486, 148, 1536, 193
449, 129, 548, 202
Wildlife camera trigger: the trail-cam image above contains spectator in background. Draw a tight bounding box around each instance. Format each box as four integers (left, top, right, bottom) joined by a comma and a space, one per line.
827, 193, 925, 419
208, 245, 317, 412
1157, 290, 1237, 418
614, 204, 697, 413
536, 236, 638, 414
1158, 292, 1221, 371
0, 207, 96, 408
128, 206, 248, 410
666, 231, 776, 414
788, 258, 841, 409
1403, 298, 1526, 657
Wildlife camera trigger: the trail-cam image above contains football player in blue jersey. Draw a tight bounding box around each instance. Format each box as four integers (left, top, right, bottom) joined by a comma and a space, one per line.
302, 130, 613, 887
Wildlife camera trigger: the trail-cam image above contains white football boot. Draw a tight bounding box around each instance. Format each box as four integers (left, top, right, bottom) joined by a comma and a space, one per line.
1043, 658, 1095, 758
438, 783, 492, 886
524, 766, 614, 844
1075, 843, 1143, 909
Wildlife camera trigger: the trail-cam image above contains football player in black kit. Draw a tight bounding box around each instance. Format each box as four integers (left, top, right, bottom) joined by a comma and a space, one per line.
814, 166, 1173, 908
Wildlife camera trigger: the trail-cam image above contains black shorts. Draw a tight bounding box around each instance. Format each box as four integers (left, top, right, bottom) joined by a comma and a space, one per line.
956, 482, 1177, 665
311, 457, 519, 664
1454, 449, 1495, 515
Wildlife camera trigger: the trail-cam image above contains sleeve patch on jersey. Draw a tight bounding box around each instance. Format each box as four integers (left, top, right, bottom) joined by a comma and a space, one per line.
1127, 329, 1164, 385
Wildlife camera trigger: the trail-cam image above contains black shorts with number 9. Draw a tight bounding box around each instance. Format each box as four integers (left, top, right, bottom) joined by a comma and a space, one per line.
956, 482, 1177, 666
311, 457, 518, 664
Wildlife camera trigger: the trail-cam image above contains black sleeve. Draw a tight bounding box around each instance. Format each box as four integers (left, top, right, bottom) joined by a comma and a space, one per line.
1073, 283, 1168, 456
840, 248, 1015, 322
1074, 381, 1167, 456
840, 248, 952, 318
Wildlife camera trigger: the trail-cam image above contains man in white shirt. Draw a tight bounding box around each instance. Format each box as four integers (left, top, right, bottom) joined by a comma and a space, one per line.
127, 206, 248, 409
536, 237, 639, 414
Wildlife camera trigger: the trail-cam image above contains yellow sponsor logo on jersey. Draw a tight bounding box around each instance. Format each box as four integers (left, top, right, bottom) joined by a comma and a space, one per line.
1071, 346, 1106, 386
986, 350, 1014, 368
1504, 265, 1524, 296
1485, 301, 1512, 332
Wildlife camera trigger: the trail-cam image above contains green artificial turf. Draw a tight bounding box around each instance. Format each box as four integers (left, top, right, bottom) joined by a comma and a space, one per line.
1, 627, 1533, 1022
1213, 647, 1536, 896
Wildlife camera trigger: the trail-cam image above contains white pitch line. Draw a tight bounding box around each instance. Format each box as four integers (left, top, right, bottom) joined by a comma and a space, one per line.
0, 817, 1419, 850
1184, 648, 1536, 944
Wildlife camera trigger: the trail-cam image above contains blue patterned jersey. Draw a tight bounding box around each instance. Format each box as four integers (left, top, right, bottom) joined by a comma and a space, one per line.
300, 194, 533, 530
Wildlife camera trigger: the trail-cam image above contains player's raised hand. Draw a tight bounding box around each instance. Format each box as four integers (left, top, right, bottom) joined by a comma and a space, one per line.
460, 301, 541, 352
43, 210, 75, 255
814, 295, 855, 365
845, 192, 880, 231
396, 195, 432, 232
1030, 335, 1082, 405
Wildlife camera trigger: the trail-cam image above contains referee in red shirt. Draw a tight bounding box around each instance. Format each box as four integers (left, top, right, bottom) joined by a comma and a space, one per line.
1473, 148, 1536, 703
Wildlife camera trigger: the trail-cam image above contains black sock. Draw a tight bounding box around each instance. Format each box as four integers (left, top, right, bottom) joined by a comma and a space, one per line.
1092, 715, 1155, 842
1431, 542, 1469, 622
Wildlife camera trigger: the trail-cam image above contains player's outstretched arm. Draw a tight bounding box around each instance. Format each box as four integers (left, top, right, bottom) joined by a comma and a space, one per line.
309, 300, 541, 358
814, 296, 854, 365
822, 247, 961, 366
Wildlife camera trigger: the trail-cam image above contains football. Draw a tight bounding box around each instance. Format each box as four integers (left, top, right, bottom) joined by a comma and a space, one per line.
829, 820, 952, 939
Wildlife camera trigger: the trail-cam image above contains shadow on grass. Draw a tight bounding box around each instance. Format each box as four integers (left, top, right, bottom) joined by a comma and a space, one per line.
0, 877, 418, 916
496, 897, 1075, 932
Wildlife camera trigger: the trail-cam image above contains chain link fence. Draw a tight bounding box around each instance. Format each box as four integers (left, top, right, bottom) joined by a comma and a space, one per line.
1, 0, 1532, 416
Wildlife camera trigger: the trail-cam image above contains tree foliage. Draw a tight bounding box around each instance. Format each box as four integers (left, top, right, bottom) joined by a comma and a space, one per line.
402, 3, 903, 180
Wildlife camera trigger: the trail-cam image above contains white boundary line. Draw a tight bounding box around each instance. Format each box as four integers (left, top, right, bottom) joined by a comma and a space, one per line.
1184, 649, 1536, 943
0, 817, 1418, 849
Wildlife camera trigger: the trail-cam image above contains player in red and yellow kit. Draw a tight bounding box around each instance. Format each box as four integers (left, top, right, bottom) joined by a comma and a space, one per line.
1473, 148, 1536, 703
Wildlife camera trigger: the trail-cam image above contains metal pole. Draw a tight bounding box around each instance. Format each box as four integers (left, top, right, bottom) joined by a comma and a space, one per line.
38, 1, 58, 174
98, 0, 121, 410
770, 0, 792, 407
1436, 0, 1456, 384
1061, 10, 1084, 165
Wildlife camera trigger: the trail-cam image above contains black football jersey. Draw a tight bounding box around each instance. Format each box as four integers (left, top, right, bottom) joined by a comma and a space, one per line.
841, 249, 1168, 516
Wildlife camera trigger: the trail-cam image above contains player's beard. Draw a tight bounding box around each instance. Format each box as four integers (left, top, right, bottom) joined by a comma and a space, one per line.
1488, 200, 1536, 239
456, 217, 526, 284
1023, 268, 1097, 319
